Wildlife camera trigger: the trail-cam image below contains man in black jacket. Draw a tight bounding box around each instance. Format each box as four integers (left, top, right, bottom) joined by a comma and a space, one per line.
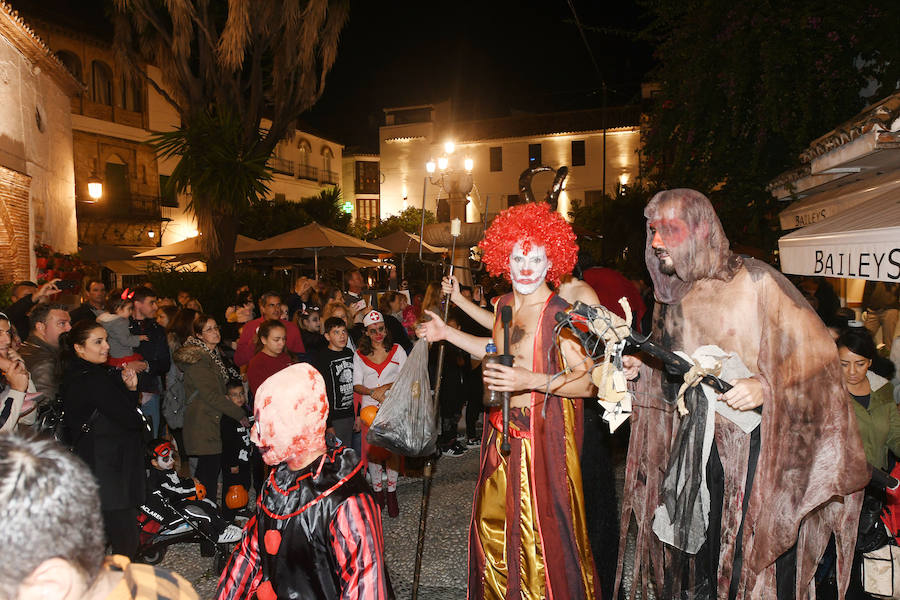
19, 302, 71, 425
69, 278, 107, 325
129, 287, 170, 436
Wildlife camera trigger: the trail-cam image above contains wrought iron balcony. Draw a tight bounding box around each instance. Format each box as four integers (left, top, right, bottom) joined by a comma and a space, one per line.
296, 164, 319, 181
268, 156, 295, 176
77, 193, 161, 221
319, 169, 339, 185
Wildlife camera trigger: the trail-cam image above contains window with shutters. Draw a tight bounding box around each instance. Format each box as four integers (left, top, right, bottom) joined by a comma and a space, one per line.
489, 147, 502, 172
571, 140, 585, 166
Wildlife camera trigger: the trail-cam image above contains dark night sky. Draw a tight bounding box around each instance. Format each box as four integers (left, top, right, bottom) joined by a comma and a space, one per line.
305, 0, 653, 150
12, 0, 653, 150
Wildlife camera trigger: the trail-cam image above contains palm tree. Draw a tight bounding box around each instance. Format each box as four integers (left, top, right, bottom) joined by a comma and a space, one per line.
112, 0, 349, 269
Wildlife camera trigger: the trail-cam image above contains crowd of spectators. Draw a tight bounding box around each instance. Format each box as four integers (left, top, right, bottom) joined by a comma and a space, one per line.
7, 264, 896, 597
0, 269, 508, 562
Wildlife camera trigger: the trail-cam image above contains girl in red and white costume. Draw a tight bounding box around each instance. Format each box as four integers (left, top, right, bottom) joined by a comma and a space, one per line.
352, 310, 407, 517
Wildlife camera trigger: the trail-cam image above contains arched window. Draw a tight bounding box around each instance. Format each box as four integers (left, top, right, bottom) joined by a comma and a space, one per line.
56, 50, 82, 83
91, 61, 113, 106
297, 138, 311, 165
121, 78, 142, 112
321, 146, 334, 173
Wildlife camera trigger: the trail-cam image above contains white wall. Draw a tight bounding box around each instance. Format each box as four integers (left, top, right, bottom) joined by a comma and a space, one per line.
379, 124, 640, 222
0, 33, 77, 273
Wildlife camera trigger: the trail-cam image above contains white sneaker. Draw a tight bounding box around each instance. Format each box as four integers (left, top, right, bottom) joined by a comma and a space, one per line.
217, 524, 243, 543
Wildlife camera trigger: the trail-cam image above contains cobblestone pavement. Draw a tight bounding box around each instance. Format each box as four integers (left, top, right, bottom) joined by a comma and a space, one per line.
160, 447, 480, 600
160, 430, 633, 600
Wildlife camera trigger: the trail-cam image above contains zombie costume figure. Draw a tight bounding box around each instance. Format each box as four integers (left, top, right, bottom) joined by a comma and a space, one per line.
617, 189, 868, 599
216, 363, 390, 600
418, 201, 597, 599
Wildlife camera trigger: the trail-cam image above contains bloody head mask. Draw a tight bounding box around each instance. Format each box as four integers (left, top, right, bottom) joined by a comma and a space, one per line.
644, 189, 741, 304
479, 202, 577, 286
251, 363, 329, 469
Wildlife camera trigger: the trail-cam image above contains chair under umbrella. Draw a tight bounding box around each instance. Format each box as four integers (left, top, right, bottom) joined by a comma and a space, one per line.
249, 222, 389, 279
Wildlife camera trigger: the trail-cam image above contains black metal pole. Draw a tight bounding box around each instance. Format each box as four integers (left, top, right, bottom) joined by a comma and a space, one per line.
411, 236, 457, 600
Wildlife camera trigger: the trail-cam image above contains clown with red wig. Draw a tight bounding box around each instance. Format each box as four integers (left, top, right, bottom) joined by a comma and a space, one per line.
418, 202, 598, 599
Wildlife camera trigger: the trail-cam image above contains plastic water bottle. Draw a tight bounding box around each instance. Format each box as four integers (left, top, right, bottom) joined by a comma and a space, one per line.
483, 341, 502, 407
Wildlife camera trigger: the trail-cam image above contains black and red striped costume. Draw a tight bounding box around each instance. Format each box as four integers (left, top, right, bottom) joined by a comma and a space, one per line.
215, 445, 391, 600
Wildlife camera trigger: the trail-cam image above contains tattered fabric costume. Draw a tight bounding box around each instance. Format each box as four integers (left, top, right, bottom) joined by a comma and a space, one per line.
616, 189, 868, 599
468, 292, 597, 599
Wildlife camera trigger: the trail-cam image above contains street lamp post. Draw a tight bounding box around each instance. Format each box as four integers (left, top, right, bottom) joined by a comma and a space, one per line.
423, 144, 474, 285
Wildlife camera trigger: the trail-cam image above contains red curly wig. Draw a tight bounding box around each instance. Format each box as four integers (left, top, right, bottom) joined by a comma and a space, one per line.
478, 202, 577, 285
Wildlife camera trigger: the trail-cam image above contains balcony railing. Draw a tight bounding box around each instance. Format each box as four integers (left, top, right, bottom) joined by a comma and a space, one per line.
319, 169, 339, 185
77, 193, 161, 221
296, 164, 319, 182
268, 157, 294, 176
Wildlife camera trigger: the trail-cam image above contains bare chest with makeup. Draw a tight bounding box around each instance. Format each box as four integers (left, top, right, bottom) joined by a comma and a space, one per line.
493, 302, 543, 408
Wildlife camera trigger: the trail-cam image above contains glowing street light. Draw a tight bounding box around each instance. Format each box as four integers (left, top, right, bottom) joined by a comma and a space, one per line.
464, 157, 474, 172
438, 156, 449, 171
426, 160, 436, 174
87, 174, 103, 201
444, 141, 455, 154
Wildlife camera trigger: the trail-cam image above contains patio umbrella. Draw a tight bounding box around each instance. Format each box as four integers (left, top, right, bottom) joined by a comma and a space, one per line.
133, 235, 263, 260
373, 230, 447, 280
250, 222, 388, 278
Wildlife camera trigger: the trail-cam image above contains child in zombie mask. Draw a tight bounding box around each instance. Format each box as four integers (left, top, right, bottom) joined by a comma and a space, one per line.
216, 363, 391, 600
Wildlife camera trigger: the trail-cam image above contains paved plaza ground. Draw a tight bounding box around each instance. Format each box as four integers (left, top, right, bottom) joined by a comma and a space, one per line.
161, 448, 480, 599
161, 426, 630, 600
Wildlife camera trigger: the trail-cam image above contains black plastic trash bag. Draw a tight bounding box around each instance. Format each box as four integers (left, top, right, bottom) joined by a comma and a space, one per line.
366, 338, 437, 457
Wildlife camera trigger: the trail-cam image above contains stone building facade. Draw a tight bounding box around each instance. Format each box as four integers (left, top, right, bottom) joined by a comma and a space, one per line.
0, 2, 80, 281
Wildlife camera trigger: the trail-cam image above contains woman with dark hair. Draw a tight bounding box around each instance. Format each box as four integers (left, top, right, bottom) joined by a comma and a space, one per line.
59, 319, 145, 557
175, 314, 247, 502
247, 319, 294, 398
838, 328, 900, 471
378, 291, 412, 353
168, 308, 199, 349
353, 310, 407, 518
836, 327, 900, 598
0, 312, 35, 432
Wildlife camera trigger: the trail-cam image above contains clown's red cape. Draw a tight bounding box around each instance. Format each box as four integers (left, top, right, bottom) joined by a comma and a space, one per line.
467, 292, 597, 599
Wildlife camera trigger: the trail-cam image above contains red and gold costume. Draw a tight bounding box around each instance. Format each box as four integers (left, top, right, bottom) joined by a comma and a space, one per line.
469, 203, 596, 599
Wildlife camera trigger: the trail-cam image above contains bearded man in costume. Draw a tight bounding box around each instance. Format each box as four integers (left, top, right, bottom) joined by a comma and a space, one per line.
618, 189, 868, 599
418, 201, 598, 599
215, 363, 391, 600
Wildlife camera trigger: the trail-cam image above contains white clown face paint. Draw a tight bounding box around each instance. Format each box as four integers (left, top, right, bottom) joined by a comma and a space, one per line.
509, 241, 550, 295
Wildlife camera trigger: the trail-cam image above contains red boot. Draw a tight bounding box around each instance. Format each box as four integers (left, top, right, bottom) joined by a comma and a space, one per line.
387, 490, 399, 518
374, 489, 386, 510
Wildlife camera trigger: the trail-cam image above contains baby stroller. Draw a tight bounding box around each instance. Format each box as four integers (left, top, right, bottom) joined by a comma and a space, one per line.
135, 490, 241, 572
135, 439, 242, 571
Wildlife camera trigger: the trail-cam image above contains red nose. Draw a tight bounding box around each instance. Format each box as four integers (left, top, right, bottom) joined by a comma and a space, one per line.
520, 269, 533, 277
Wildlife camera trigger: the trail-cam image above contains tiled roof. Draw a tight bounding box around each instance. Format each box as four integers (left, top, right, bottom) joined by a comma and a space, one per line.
440, 106, 641, 142
0, 1, 82, 95
799, 91, 900, 163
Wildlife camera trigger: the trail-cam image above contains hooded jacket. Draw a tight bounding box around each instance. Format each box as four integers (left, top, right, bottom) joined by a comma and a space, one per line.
174, 344, 245, 456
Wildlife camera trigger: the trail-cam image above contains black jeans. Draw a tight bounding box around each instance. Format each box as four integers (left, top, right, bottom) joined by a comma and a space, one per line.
103, 507, 139, 557
192, 454, 222, 504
